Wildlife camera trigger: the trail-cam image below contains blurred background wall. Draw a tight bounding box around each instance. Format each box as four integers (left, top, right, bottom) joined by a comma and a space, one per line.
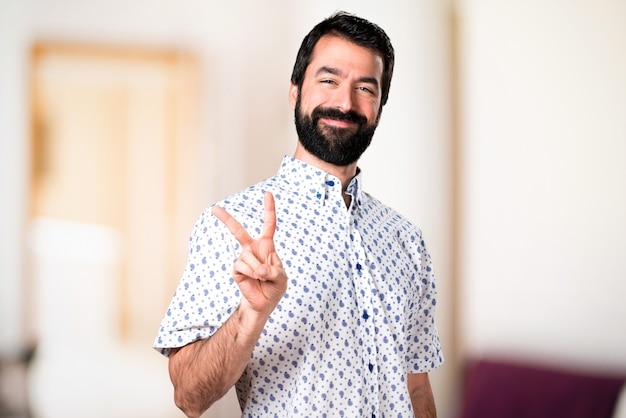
0, 0, 624, 417
457, 0, 626, 368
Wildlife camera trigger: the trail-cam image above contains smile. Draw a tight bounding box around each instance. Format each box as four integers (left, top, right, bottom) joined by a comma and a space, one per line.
319, 117, 356, 128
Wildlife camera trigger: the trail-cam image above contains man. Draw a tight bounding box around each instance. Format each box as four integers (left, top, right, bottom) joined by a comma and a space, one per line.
154, 11, 443, 418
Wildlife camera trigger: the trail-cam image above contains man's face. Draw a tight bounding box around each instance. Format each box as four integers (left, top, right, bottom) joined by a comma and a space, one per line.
290, 35, 384, 166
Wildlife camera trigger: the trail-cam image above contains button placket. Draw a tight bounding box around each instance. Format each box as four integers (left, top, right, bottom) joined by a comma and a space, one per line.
349, 211, 379, 414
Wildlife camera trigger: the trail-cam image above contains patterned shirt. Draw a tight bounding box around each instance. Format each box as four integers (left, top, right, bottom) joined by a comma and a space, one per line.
154, 156, 443, 417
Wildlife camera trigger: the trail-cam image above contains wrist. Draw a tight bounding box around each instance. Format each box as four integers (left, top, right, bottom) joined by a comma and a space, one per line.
235, 301, 271, 340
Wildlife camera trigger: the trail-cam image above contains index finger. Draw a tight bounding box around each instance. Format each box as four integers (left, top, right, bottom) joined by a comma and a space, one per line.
212, 205, 252, 247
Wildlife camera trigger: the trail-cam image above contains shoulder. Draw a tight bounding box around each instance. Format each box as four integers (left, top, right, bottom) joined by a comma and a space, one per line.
361, 192, 424, 238
214, 175, 281, 216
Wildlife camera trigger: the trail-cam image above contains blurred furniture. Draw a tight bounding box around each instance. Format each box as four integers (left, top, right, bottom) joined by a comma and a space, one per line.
0, 345, 35, 418
459, 357, 626, 418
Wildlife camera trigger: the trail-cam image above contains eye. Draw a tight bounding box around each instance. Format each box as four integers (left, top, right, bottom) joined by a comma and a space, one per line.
320, 79, 336, 85
357, 86, 375, 95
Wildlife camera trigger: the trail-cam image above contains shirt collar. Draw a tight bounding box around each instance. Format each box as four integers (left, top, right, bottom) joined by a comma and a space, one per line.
277, 156, 364, 208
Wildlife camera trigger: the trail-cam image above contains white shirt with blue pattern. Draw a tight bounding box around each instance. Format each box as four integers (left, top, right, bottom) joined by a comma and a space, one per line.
154, 156, 443, 418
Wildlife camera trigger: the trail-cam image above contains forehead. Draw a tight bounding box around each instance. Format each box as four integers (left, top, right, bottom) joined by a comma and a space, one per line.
307, 35, 383, 80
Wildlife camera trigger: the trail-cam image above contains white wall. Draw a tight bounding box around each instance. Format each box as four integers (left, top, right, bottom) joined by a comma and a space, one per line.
457, 0, 626, 371
0, 0, 30, 356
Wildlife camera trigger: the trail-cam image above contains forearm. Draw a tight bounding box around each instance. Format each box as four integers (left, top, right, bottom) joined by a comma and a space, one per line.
408, 373, 437, 418
168, 306, 268, 418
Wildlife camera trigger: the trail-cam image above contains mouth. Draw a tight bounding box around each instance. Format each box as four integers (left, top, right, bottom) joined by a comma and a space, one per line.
319, 117, 357, 129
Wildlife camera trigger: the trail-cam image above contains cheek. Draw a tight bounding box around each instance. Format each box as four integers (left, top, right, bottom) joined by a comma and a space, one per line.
362, 102, 381, 125
299, 81, 334, 110
301, 90, 328, 113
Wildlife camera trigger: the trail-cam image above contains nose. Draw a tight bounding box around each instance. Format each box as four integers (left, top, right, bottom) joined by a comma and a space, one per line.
329, 84, 355, 112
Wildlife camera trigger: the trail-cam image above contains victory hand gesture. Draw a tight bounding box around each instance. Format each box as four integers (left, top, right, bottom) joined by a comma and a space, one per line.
212, 191, 287, 316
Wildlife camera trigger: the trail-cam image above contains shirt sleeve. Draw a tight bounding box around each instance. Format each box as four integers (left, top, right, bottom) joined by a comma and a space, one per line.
153, 208, 241, 357
404, 231, 444, 373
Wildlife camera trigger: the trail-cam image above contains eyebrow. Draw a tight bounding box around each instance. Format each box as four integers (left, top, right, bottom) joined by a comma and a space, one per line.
316, 66, 380, 90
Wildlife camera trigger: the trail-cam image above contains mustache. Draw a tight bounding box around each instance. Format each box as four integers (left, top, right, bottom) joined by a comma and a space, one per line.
311, 107, 367, 125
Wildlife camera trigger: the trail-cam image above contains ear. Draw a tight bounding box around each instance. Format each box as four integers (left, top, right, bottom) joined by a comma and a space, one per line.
289, 83, 298, 110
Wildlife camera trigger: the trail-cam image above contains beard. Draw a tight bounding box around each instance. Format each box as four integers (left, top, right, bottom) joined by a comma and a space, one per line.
294, 93, 378, 166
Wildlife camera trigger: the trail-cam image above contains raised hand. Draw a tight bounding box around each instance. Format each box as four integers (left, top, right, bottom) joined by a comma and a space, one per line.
212, 191, 288, 316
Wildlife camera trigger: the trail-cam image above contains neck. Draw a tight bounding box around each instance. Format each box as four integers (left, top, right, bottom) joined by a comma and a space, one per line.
293, 143, 358, 206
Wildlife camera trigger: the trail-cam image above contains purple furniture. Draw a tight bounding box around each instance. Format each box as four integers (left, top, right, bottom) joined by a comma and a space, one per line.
460, 358, 626, 418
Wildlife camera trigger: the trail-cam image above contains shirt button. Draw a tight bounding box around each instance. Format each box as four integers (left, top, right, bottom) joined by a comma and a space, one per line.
362, 310, 369, 321
356, 263, 362, 270
326, 180, 335, 186
368, 363, 374, 373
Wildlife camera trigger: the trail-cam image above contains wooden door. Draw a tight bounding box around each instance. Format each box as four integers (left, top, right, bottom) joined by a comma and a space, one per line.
29, 43, 202, 347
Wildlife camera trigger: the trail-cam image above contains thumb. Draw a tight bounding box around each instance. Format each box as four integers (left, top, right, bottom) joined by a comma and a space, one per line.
255, 264, 270, 281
